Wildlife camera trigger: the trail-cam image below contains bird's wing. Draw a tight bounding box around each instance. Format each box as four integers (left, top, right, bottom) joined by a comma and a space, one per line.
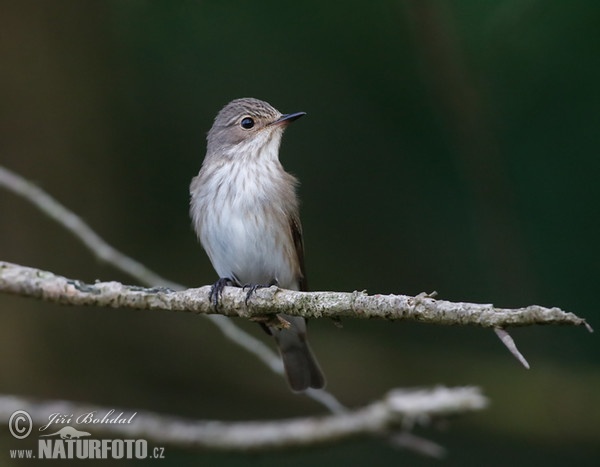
289, 214, 308, 292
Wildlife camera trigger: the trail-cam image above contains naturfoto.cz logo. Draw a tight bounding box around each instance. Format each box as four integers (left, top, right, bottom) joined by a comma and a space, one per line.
7, 409, 166, 460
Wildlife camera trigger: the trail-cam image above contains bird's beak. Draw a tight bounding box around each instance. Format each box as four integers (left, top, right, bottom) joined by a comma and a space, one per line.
270, 112, 307, 126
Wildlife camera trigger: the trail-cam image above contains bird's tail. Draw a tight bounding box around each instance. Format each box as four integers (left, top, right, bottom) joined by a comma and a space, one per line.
271, 314, 325, 391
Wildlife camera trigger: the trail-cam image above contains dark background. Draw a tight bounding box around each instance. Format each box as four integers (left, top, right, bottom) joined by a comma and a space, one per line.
1, 1, 598, 465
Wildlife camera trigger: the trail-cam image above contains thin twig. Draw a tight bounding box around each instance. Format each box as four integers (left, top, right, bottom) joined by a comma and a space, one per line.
0, 166, 178, 290
494, 327, 530, 369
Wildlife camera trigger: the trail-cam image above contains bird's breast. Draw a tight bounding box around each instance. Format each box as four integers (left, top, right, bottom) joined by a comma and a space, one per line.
191, 159, 299, 289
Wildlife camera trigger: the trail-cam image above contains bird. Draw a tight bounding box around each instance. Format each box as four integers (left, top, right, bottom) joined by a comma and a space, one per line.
189, 97, 325, 391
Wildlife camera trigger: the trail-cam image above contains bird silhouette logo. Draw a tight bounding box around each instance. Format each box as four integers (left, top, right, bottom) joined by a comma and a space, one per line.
39, 426, 91, 439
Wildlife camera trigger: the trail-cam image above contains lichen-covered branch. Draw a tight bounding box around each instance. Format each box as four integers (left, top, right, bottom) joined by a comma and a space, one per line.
0, 261, 590, 330
0, 387, 487, 453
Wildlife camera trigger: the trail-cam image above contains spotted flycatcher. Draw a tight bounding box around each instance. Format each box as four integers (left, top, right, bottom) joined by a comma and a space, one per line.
189, 98, 325, 391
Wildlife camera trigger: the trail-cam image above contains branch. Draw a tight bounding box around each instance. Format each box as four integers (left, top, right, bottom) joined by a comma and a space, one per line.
0, 167, 179, 290
0, 387, 487, 453
0, 261, 591, 331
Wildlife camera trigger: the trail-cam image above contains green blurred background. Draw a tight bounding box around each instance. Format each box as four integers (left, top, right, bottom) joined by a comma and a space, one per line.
1, 1, 598, 465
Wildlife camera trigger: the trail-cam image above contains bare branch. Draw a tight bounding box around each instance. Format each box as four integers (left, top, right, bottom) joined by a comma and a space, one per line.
0, 387, 487, 452
494, 327, 530, 369
0, 262, 591, 331
0, 166, 178, 290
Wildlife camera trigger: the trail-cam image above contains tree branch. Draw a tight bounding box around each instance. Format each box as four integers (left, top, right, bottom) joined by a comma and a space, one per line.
0, 387, 487, 453
0, 261, 591, 331
0, 166, 179, 290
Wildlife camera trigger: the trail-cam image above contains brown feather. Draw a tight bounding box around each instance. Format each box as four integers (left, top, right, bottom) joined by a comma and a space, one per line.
289, 214, 308, 292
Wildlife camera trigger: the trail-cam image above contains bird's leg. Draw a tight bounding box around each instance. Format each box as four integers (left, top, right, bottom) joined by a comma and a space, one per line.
243, 279, 278, 306
209, 277, 234, 308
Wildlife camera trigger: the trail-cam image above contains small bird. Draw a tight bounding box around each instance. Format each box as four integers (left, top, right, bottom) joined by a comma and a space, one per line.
190, 98, 325, 391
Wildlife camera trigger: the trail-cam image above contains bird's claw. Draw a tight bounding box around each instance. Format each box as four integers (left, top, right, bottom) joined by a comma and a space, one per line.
209, 277, 232, 308
243, 280, 277, 306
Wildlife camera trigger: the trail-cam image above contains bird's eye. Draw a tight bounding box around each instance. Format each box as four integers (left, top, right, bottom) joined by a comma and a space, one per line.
240, 117, 255, 129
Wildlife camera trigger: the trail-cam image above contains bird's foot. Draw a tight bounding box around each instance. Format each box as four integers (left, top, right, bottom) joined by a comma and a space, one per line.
243, 280, 278, 306
209, 277, 234, 308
